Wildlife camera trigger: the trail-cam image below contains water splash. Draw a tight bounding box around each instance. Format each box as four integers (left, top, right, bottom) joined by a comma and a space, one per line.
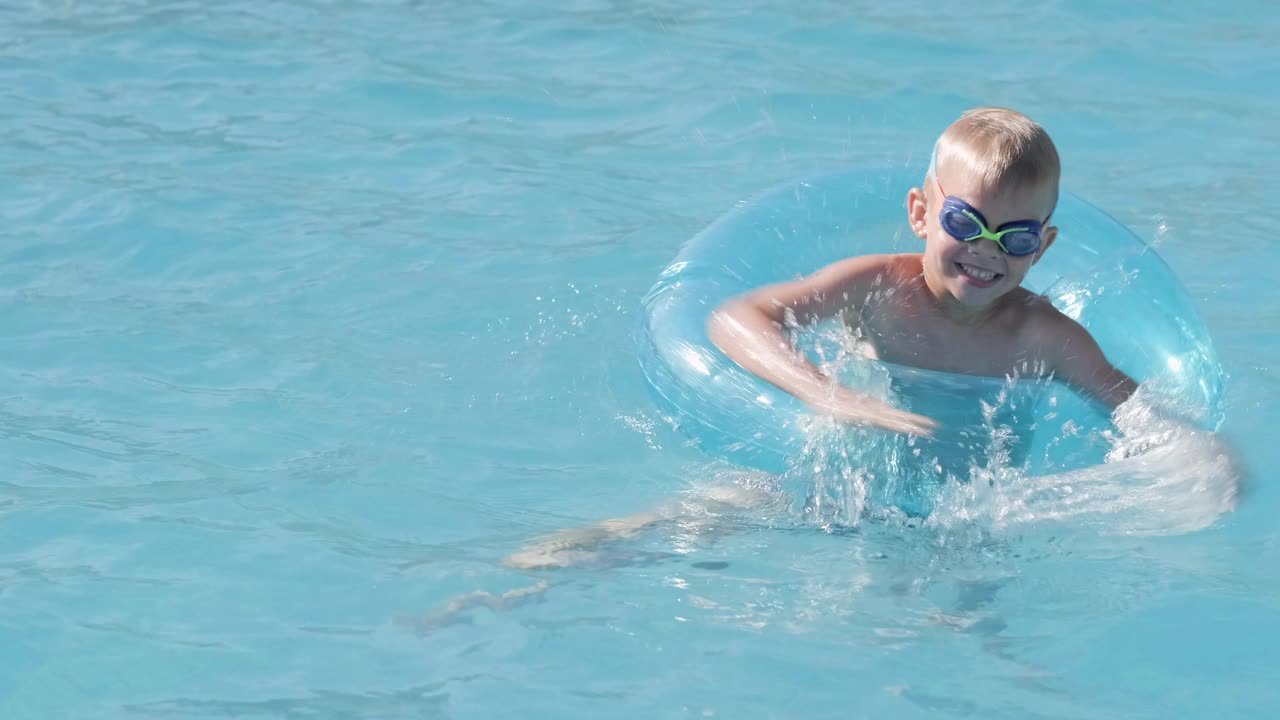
787, 376, 1241, 539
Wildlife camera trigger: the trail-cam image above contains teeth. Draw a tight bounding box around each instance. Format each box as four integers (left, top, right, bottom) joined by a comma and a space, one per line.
959, 263, 997, 281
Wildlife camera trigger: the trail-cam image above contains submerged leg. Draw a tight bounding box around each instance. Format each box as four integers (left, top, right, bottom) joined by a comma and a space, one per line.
412, 581, 553, 631
503, 474, 780, 570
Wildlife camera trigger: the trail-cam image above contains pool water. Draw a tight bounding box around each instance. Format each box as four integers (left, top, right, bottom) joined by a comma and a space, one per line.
2, 1, 1278, 718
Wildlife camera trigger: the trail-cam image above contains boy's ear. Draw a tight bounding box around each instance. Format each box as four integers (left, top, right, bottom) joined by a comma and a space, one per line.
1033, 225, 1059, 263
906, 187, 929, 239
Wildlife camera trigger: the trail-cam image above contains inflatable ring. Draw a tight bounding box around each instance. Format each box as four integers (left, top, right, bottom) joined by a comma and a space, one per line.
637, 166, 1226, 478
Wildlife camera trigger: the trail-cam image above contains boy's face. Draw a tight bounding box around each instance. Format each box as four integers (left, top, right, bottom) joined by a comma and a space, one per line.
907, 173, 1059, 310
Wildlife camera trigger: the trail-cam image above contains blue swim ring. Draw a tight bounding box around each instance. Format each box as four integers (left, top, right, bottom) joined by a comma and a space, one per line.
637, 166, 1226, 478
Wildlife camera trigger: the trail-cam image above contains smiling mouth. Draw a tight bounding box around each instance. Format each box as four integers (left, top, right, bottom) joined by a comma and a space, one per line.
956, 262, 1003, 286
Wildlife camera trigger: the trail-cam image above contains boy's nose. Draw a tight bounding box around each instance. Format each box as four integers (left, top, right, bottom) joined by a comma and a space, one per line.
970, 238, 1002, 259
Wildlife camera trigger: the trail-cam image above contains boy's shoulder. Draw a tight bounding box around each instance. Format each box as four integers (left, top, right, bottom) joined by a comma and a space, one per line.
1010, 290, 1096, 353
806, 252, 922, 295
829, 251, 920, 270
838, 252, 922, 280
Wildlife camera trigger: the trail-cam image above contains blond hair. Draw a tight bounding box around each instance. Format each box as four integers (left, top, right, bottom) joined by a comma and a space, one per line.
930, 107, 1060, 200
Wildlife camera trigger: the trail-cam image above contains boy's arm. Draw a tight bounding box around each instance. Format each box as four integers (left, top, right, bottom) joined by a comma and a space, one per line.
1040, 313, 1139, 410
707, 255, 937, 436
1042, 312, 1245, 502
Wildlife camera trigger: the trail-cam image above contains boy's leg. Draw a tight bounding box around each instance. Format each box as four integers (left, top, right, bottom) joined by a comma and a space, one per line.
504, 475, 780, 570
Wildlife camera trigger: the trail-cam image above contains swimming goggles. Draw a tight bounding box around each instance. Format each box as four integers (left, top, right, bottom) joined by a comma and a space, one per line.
928, 148, 1050, 257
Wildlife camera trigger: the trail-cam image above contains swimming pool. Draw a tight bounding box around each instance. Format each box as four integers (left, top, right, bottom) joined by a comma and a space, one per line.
2, 1, 1277, 717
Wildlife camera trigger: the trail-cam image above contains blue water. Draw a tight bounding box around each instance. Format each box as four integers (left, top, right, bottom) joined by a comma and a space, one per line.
2, 2, 1278, 718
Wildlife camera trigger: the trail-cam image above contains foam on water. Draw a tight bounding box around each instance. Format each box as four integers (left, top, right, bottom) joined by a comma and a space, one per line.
784, 341, 1241, 539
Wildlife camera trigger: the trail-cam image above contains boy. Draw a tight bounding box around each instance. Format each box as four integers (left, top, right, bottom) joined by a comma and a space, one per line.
709, 107, 1136, 436
501, 108, 1232, 570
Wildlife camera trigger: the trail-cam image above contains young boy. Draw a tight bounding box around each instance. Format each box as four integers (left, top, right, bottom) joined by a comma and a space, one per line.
500, 107, 1239, 570
708, 107, 1137, 436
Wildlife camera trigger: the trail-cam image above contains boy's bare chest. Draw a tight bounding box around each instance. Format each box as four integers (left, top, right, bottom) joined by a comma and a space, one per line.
850, 301, 1045, 378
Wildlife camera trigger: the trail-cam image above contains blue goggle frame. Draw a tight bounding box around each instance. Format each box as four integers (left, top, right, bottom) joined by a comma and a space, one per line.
938, 196, 1044, 257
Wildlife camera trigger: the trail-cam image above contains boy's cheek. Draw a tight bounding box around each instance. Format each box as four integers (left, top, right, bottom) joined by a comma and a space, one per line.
1008, 261, 1036, 281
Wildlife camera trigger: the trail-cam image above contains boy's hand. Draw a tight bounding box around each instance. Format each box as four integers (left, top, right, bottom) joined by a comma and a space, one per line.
810, 388, 939, 437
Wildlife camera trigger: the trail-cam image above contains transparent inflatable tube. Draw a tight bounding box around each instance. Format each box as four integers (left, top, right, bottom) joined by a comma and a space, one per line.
637, 166, 1225, 476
